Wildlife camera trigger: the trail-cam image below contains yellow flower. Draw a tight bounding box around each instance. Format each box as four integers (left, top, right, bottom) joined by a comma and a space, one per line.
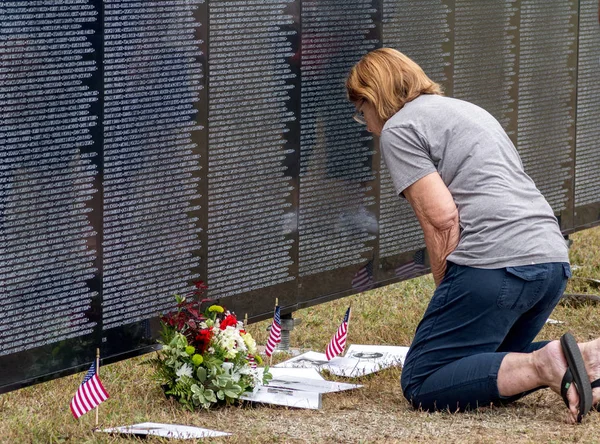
208, 305, 224, 313
192, 354, 203, 366
242, 332, 257, 355
185, 346, 195, 355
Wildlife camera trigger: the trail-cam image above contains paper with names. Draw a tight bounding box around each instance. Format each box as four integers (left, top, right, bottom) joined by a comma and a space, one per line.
100, 422, 230, 439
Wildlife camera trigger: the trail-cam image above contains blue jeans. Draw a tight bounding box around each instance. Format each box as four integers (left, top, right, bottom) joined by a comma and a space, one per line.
401, 262, 571, 411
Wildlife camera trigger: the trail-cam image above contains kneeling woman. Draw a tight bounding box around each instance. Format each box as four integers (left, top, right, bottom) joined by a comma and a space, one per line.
346, 48, 600, 423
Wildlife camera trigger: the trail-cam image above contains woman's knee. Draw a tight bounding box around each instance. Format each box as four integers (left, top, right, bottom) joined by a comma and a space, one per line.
400, 368, 419, 404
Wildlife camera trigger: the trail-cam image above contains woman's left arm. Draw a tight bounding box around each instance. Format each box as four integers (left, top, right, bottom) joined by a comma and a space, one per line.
403, 172, 460, 286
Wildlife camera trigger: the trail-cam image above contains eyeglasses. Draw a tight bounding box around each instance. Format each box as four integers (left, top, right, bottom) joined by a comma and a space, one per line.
353, 101, 367, 125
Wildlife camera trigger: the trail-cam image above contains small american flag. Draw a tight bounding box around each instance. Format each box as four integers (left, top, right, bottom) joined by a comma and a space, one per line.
70, 362, 109, 419
352, 260, 374, 292
248, 354, 257, 369
325, 307, 351, 360
265, 305, 281, 357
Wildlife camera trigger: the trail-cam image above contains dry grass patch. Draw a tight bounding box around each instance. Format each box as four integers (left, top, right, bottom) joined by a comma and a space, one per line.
1, 226, 600, 443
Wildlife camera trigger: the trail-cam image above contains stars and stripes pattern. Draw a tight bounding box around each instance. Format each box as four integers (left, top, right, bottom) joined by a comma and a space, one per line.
395, 250, 428, 279
248, 354, 257, 369
265, 305, 281, 357
325, 307, 351, 360
70, 362, 109, 419
352, 260, 374, 292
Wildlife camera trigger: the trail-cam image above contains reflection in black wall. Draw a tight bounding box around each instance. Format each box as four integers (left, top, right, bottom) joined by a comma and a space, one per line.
298, 0, 380, 300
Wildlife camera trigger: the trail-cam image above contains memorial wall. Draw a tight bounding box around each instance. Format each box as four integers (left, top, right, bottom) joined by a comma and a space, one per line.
1, 0, 599, 393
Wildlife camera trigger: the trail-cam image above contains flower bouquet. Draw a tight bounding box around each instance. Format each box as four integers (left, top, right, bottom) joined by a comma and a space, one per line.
150, 284, 271, 410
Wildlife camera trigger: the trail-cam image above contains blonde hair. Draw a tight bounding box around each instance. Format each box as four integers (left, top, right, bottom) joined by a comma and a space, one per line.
346, 48, 443, 122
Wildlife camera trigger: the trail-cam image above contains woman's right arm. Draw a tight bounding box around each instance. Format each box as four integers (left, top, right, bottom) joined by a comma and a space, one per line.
403, 172, 460, 286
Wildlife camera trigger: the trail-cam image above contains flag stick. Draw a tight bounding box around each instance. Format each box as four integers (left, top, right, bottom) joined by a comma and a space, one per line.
95, 348, 100, 427
244, 313, 248, 328
343, 305, 352, 357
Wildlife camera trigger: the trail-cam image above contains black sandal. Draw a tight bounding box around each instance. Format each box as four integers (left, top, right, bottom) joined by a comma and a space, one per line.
560, 333, 593, 422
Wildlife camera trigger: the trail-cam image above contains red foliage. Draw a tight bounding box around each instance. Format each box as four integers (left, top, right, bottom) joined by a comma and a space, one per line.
161, 281, 212, 346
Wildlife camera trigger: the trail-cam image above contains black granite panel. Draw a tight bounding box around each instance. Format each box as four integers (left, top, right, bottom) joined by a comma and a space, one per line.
382, 0, 453, 94
453, 0, 519, 142
298, 0, 381, 301
0, 0, 102, 391
206, 0, 300, 317
574, 0, 600, 229
517, 0, 578, 230
100, 0, 205, 352
378, 0, 452, 281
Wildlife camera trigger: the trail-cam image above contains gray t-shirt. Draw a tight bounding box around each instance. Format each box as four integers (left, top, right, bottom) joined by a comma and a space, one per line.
380, 94, 569, 268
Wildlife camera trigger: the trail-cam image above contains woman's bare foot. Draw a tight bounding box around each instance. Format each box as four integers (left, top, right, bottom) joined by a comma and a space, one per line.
532, 340, 580, 423
579, 337, 600, 408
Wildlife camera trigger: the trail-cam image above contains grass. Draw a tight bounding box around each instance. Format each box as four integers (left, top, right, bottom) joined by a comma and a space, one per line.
2, 226, 600, 443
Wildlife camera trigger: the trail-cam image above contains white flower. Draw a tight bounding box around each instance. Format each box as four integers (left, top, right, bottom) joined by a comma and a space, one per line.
208, 347, 215, 354
175, 363, 193, 381
222, 362, 234, 371
217, 326, 247, 359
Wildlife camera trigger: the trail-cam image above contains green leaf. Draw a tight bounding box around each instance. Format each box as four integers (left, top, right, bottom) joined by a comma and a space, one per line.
262, 367, 273, 385
216, 390, 224, 400
224, 390, 239, 399
196, 366, 207, 383
216, 374, 230, 386
204, 389, 217, 403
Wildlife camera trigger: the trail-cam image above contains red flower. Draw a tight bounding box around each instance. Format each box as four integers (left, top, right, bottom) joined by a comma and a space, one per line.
220, 314, 238, 330
194, 329, 213, 353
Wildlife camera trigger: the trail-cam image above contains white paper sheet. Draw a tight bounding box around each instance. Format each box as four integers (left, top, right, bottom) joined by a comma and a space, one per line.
100, 422, 230, 439
345, 344, 409, 367
275, 346, 409, 378
267, 374, 362, 393
241, 386, 321, 409
268, 367, 325, 380
274, 351, 374, 377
